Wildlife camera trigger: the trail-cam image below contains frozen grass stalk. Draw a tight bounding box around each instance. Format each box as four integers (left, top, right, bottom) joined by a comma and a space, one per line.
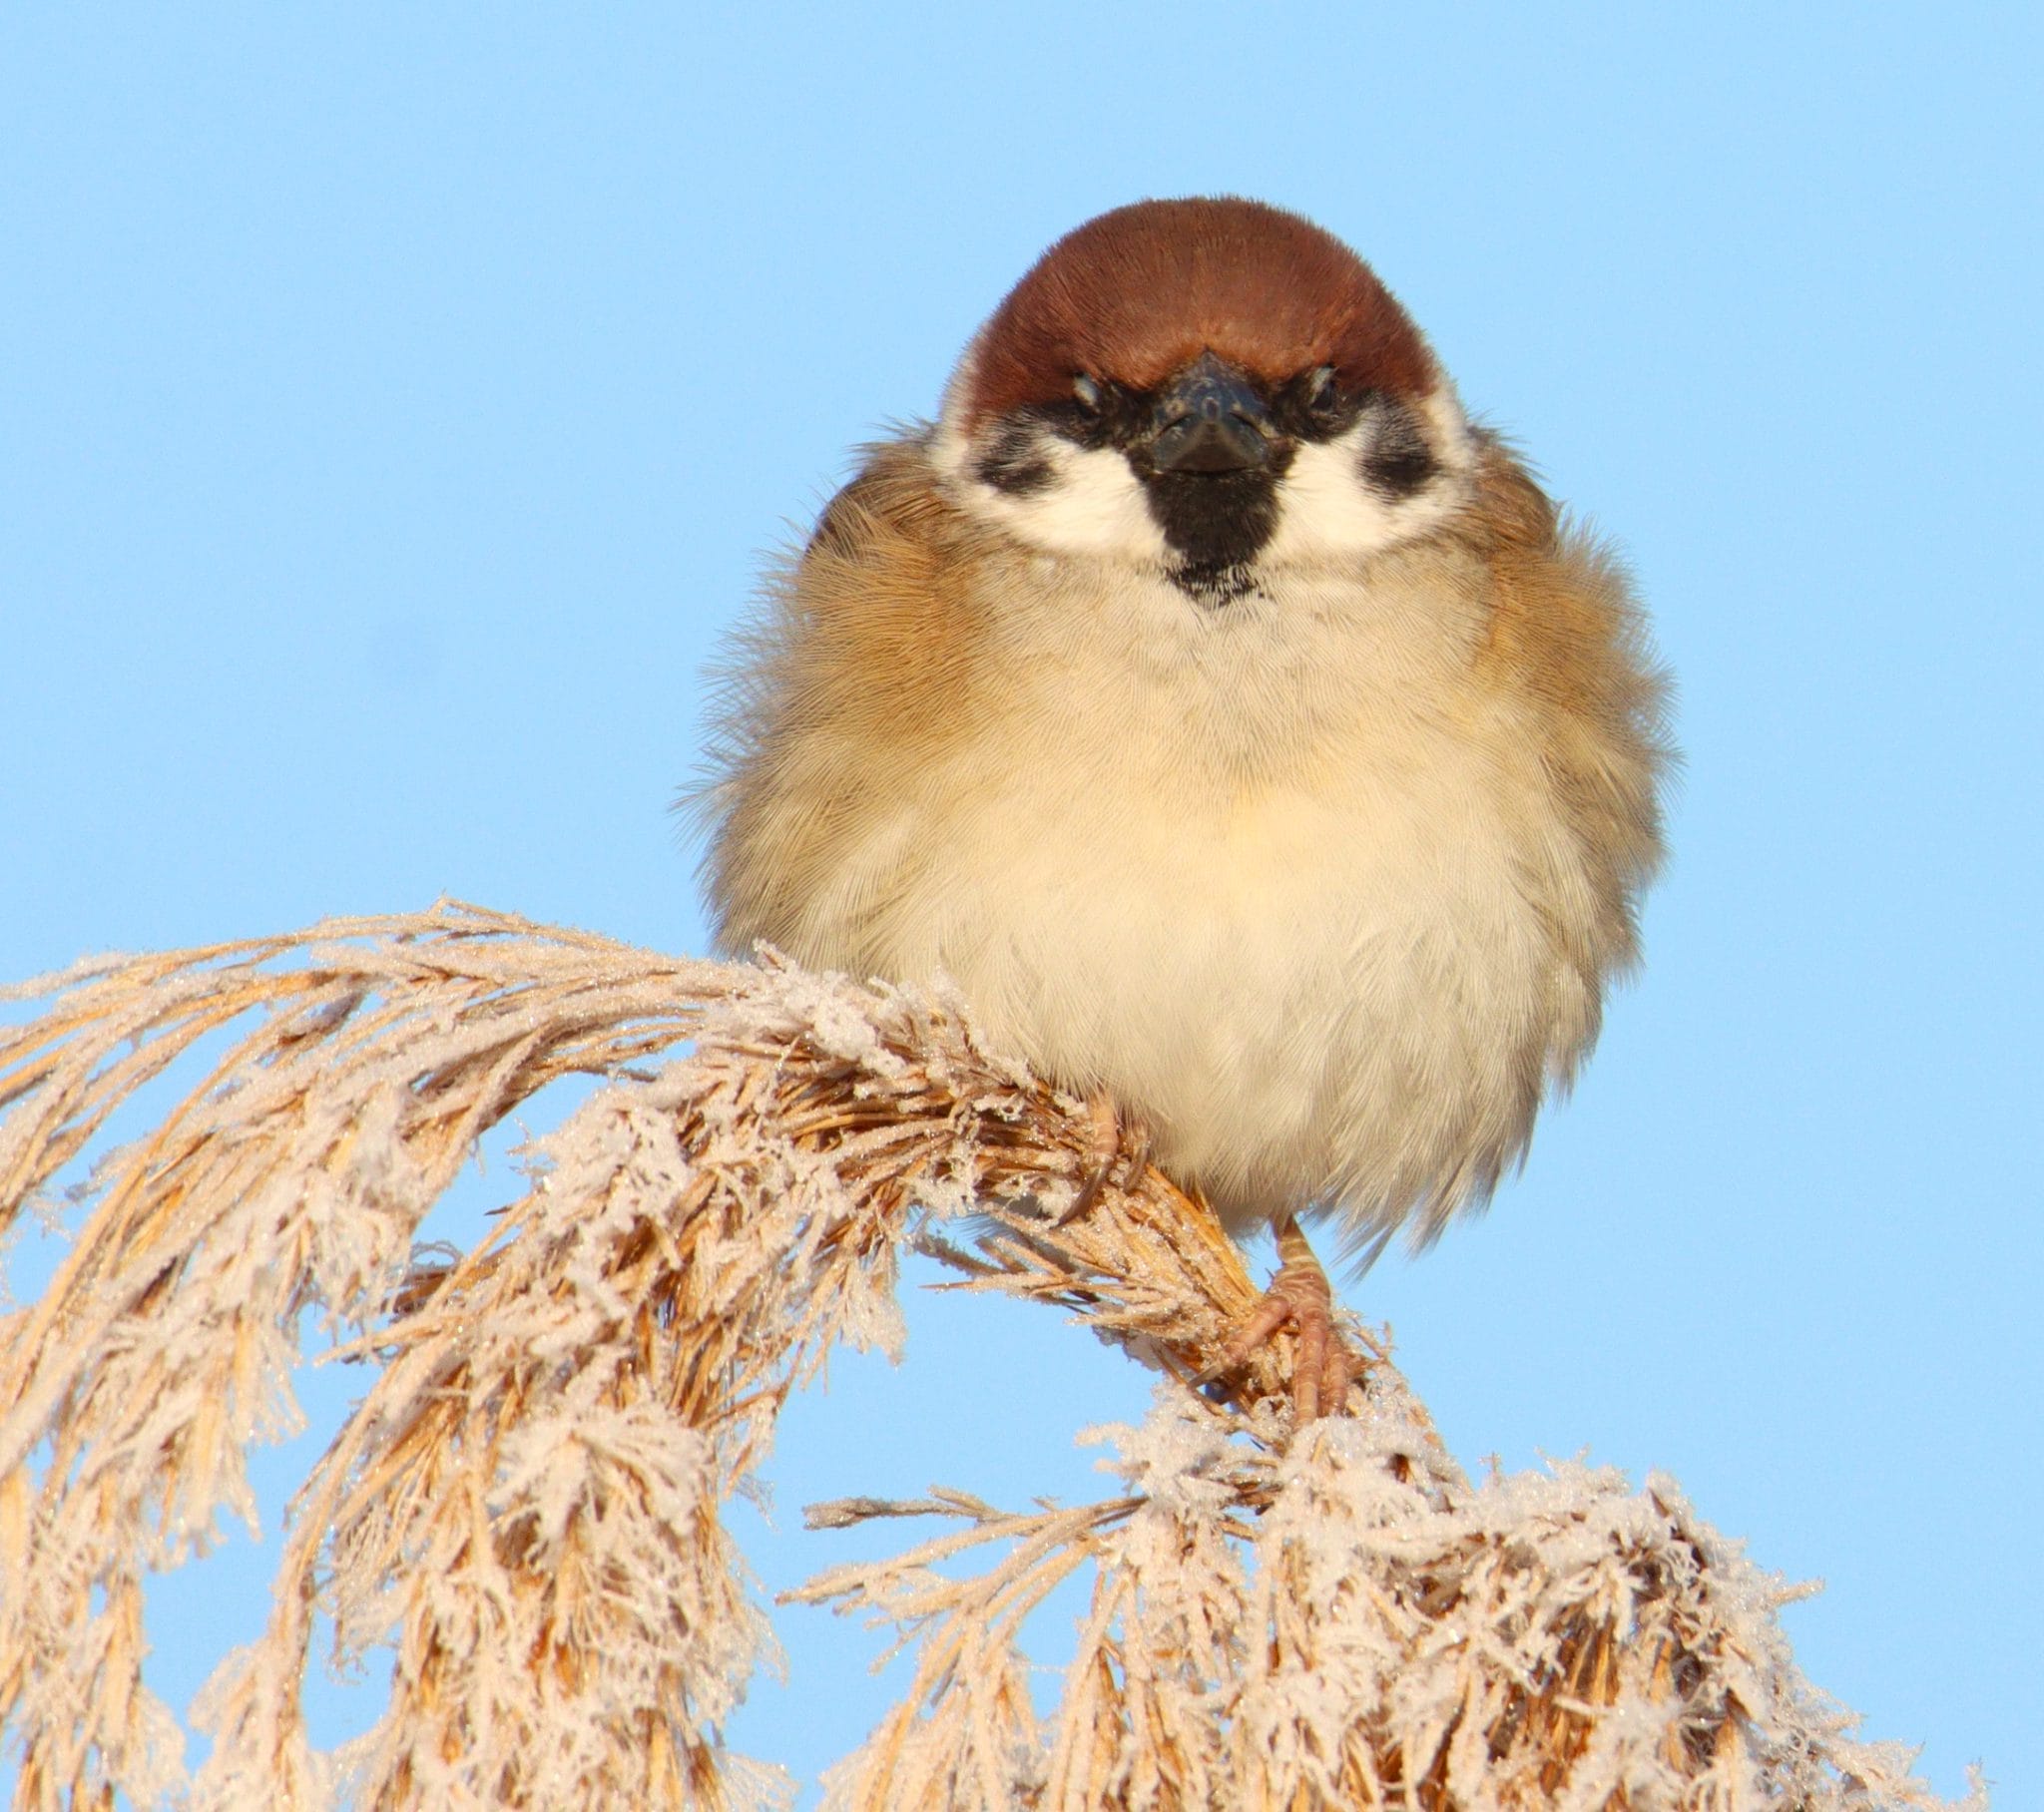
0, 904, 1981, 1808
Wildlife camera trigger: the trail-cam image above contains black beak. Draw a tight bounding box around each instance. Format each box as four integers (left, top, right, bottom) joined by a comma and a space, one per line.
1146, 351, 1275, 474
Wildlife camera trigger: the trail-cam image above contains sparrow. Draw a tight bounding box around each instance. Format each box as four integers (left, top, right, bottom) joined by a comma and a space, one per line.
691, 197, 1671, 1419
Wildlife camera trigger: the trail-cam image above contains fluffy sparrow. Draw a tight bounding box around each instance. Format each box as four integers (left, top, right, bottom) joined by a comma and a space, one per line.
692, 197, 1671, 1417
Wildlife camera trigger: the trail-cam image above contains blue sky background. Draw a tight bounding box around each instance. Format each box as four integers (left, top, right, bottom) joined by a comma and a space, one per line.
2, 4, 2037, 1803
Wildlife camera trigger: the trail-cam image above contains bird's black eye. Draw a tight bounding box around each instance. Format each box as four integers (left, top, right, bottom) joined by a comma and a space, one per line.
1281, 364, 1358, 442
1051, 372, 1135, 451
1302, 365, 1341, 421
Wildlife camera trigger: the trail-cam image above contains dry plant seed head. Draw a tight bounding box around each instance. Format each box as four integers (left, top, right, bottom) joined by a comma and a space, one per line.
797, 1391, 1968, 1812
0, 908, 1329, 1808
692, 194, 1675, 1417
0, 910, 1976, 1808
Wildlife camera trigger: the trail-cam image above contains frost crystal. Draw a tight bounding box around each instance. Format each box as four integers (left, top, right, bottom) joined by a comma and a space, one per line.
0, 906, 1977, 1809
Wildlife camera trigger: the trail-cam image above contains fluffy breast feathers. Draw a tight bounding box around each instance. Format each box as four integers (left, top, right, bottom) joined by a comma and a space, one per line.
694, 433, 1670, 1249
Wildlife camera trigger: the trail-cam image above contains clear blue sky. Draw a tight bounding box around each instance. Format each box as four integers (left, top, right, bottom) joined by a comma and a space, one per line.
2, 5, 2036, 1802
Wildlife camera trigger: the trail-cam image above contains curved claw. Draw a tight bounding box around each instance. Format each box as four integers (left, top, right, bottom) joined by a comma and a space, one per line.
1196, 1212, 1354, 1422
1053, 1093, 1154, 1226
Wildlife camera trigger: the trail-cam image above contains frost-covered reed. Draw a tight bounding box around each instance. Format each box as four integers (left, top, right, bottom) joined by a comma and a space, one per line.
0, 905, 1974, 1808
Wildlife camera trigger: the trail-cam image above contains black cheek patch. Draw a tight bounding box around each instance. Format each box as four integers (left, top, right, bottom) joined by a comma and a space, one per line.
1358, 400, 1439, 500
973, 415, 1055, 496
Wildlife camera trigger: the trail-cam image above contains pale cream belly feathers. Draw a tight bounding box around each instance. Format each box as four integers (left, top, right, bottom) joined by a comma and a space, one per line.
699, 437, 1668, 1252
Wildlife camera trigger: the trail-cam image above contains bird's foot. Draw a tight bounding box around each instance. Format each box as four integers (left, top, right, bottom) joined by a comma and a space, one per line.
1053, 1092, 1154, 1226
1199, 1212, 1354, 1422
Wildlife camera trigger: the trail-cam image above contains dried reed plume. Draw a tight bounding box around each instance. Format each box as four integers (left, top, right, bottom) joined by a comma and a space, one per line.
0, 905, 1975, 1809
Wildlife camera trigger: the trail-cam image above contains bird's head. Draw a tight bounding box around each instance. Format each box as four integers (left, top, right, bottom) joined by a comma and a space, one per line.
930, 197, 1479, 602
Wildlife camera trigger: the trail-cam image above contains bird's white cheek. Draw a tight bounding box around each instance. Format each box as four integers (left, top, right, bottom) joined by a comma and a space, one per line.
948, 437, 1170, 562
1264, 388, 1477, 566
1262, 437, 1461, 564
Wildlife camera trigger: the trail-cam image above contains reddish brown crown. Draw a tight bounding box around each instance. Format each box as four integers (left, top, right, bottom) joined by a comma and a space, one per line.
958, 198, 1437, 431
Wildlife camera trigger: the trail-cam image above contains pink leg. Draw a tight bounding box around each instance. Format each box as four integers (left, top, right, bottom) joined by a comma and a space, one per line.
1200, 1212, 1353, 1421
